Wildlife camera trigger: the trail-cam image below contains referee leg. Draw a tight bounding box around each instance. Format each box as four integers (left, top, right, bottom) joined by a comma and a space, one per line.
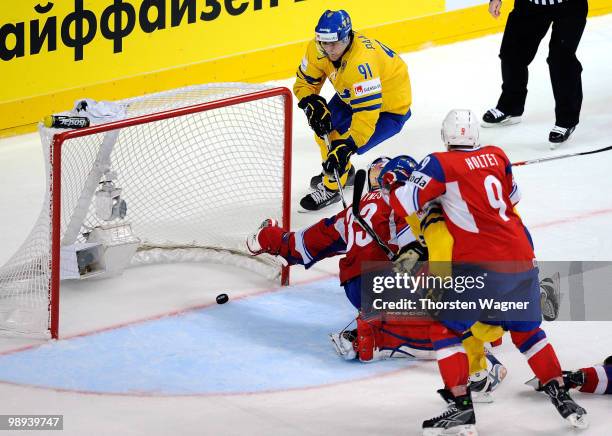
497, 5, 551, 116
547, 0, 588, 128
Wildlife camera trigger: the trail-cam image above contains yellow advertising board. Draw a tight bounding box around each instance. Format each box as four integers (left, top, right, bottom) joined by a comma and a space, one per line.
1, 1, 442, 99
1, 0, 610, 136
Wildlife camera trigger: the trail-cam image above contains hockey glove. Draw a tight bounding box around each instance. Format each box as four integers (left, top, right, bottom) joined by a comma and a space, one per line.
392, 240, 428, 274
297, 94, 332, 138
323, 138, 357, 176
378, 156, 418, 194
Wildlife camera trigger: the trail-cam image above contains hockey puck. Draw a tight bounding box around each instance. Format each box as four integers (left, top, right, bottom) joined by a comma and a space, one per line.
216, 293, 229, 304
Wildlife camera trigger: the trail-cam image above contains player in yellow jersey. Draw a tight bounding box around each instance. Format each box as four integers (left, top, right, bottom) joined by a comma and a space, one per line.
294, 10, 412, 211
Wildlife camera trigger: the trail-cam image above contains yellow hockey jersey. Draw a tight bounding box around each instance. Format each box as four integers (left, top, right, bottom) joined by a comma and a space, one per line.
294, 32, 412, 148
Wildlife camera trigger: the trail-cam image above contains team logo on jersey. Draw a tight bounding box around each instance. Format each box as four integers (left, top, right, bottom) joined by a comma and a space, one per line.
353, 78, 382, 96
408, 171, 431, 189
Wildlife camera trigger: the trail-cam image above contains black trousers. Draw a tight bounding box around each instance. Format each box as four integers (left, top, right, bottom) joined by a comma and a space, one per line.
496, 0, 588, 128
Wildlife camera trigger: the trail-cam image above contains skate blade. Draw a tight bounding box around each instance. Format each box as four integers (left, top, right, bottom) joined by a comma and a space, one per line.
297, 206, 329, 214
472, 391, 493, 403
524, 376, 541, 391
297, 206, 319, 214
423, 424, 478, 436
549, 134, 573, 150
566, 413, 589, 429
297, 198, 344, 213
481, 117, 521, 128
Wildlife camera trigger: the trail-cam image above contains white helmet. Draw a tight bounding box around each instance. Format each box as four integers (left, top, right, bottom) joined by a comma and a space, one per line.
441, 109, 479, 148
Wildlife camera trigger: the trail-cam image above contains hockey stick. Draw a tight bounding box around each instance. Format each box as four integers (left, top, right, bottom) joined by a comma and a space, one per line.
512, 144, 612, 167
352, 169, 396, 260
323, 134, 348, 209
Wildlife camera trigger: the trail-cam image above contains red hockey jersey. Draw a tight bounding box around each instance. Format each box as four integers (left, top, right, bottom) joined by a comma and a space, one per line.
389, 145, 535, 264
287, 189, 414, 283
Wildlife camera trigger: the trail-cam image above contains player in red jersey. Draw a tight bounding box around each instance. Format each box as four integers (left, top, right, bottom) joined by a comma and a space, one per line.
248, 155, 480, 436
389, 124, 532, 264
385, 109, 588, 431
247, 156, 438, 361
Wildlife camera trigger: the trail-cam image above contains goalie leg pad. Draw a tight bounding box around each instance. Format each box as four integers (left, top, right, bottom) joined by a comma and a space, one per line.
355, 316, 435, 362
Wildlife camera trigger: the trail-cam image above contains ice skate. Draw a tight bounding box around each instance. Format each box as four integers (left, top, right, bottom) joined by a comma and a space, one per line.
549, 125, 576, 149
481, 108, 521, 127
422, 389, 477, 436
299, 185, 341, 212
542, 379, 588, 429
310, 165, 355, 190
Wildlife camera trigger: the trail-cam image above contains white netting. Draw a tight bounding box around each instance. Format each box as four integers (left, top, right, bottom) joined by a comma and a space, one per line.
0, 83, 290, 337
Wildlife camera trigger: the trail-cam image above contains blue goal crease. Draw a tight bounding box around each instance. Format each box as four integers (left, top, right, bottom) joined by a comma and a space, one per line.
0, 277, 414, 395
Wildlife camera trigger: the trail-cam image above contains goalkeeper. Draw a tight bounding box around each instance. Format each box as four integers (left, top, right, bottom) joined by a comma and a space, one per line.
247, 155, 438, 361
294, 9, 412, 211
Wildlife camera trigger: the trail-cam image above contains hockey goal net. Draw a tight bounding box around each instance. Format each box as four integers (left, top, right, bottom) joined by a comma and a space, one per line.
0, 84, 292, 339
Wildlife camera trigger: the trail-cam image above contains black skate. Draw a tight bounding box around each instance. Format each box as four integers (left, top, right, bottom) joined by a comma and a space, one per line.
310, 165, 356, 190
549, 125, 576, 148
299, 185, 341, 212
604, 355, 612, 366
542, 380, 588, 429
422, 389, 477, 436
481, 108, 521, 127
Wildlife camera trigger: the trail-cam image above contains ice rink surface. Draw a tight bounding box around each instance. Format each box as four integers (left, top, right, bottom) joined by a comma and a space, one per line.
0, 14, 611, 436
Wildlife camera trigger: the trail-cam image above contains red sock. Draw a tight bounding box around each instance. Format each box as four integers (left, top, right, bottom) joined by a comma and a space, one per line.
429, 323, 468, 388
511, 328, 561, 384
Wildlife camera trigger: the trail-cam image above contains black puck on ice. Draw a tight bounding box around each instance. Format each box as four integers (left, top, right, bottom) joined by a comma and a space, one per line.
216, 293, 229, 304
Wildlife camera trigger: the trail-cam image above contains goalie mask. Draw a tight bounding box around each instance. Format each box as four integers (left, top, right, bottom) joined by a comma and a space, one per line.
367, 156, 391, 191
441, 109, 480, 149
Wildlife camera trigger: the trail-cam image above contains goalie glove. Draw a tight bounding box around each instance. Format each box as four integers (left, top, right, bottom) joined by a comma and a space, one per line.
392, 240, 428, 274
323, 137, 357, 176
246, 218, 282, 255
297, 94, 332, 138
